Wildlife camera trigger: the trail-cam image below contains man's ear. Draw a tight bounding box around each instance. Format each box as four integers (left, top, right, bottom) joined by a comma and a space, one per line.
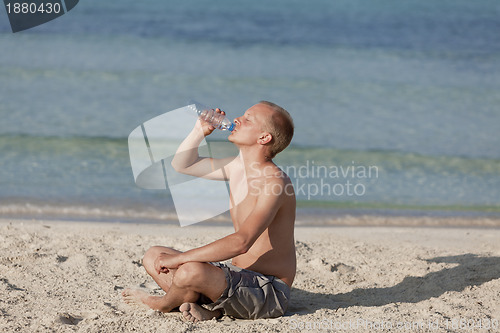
258, 132, 273, 145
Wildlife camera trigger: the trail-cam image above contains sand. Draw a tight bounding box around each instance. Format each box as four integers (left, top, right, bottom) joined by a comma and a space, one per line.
1, 217, 499, 332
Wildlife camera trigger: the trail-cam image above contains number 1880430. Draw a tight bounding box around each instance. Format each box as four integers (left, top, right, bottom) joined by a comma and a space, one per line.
6, 2, 61, 14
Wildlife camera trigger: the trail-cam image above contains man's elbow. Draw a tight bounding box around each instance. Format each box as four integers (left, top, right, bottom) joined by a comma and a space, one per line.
170, 159, 179, 171
238, 244, 250, 255
170, 160, 186, 174
234, 233, 252, 255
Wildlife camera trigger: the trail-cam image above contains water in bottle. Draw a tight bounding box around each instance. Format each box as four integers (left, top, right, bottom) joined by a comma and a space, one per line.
188, 101, 236, 131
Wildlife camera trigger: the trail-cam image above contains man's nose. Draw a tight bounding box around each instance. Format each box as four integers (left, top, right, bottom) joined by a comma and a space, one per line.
234, 118, 241, 125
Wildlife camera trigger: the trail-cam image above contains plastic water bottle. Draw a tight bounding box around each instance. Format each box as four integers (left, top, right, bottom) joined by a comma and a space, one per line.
188, 101, 236, 131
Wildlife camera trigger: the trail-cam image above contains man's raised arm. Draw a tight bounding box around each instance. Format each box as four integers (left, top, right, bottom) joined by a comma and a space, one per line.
171, 109, 235, 180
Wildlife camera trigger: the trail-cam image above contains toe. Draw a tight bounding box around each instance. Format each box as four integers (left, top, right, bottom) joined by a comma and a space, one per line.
181, 311, 193, 322
179, 303, 191, 312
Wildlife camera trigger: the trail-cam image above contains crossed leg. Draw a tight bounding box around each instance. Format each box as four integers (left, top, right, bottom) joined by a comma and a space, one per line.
122, 246, 226, 321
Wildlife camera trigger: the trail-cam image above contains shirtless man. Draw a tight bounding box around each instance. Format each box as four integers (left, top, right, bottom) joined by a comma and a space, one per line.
123, 101, 296, 321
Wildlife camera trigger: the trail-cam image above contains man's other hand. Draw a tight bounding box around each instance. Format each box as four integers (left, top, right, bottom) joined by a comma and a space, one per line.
154, 252, 181, 274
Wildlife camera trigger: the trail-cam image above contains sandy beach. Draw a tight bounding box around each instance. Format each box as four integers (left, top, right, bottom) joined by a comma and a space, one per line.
1, 217, 499, 332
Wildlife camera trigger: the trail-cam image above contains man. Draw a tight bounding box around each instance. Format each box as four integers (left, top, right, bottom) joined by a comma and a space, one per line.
123, 101, 296, 322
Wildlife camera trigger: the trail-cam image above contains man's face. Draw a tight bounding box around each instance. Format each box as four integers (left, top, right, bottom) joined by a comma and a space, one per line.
228, 103, 272, 146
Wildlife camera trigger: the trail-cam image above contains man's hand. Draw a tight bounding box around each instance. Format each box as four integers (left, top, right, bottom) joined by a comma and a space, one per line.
154, 252, 183, 274
196, 108, 226, 137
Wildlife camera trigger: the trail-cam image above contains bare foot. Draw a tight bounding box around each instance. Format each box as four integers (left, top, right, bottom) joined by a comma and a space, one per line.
179, 302, 222, 323
122, 288, 150, 308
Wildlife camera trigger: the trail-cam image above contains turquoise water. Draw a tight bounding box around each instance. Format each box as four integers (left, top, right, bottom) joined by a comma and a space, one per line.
1, 0, 499, 221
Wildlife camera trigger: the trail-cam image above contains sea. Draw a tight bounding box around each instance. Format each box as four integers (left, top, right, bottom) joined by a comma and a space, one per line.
1, 0, 499, 224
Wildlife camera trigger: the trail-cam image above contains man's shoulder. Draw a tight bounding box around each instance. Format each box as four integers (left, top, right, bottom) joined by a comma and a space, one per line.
269, 165, 292, 184
261, 165, 295, 199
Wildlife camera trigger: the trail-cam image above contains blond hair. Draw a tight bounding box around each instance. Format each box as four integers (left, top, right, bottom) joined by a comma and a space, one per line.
259, 101, 294, 158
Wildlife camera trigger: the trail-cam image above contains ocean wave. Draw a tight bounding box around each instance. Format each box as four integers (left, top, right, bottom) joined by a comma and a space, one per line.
0, 201, 232, 224
2, 133, 500, 171
1, 134, 499, 208
1, 201, 499, 225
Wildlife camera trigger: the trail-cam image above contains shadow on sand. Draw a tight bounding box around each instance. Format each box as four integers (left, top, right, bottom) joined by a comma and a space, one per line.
288, 254, 500, 315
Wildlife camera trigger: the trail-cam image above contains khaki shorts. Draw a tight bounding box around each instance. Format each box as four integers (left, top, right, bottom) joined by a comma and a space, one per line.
198, 262, 291, 319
